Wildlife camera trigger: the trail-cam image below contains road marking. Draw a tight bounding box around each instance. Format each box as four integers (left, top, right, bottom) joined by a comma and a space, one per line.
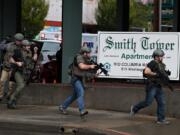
105, 128, 134, 135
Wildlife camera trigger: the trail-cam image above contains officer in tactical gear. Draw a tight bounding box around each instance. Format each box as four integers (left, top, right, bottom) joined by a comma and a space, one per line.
0, 33, 24, 102
0, 33, 26, 109
56, 43, 62, 83
130, 49, 171, 124
0, 36, 13, 99
59, 46, 97, 117
0, 35, 12, 69
22, 39, 38, 82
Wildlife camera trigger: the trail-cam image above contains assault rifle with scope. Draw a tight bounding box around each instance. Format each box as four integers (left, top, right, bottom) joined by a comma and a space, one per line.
90, 60, 109, 76
143, 67, 174, 92
156, 69, 174, 92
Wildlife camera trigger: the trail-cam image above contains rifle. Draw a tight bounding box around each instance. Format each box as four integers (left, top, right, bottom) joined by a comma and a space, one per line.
90, 60, 109, 76
10, 49, 24, 81
143, 61, 174, 92
156, 69, 174, 92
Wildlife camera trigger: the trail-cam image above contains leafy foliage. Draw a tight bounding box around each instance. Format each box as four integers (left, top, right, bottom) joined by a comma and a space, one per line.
21, 0, 48, 39
95, 0, 117, 31
95, 0, 153, 31
129, 0, 153, 31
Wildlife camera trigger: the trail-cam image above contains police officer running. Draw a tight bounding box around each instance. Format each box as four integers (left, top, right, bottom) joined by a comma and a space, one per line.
0, 33, 24, 103
3, 33, 26, 109
59, 46, 97, 117
130, 49, 171, 124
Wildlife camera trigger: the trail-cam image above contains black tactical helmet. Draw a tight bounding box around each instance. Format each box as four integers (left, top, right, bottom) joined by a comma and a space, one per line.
22, 39, 31, 46
152, 49, 165, 58
14, 33, 24, 41
80, 46, 91, 54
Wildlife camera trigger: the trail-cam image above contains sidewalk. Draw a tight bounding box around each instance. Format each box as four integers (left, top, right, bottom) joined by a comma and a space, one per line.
0, 104, 180, 135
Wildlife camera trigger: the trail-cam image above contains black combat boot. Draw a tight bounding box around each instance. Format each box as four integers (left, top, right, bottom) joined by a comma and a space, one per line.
80, 110, 88, 117
7, 100, 16, 109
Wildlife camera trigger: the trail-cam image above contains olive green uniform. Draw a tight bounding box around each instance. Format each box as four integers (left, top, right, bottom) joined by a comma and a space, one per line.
0, 43, 25, 108
22, 49, 34, 82
7, 43, 25, 105
0, 42, 15, 100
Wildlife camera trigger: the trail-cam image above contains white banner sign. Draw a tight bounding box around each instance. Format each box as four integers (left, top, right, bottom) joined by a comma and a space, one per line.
98, 32, 180, 80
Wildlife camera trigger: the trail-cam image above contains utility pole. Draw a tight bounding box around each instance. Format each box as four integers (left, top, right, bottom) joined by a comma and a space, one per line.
153, 0, 160, 31
174, 0, 180, 31
116, 0, 129, 31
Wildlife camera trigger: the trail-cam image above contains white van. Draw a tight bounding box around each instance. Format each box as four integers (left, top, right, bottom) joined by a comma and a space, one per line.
38, 40, 61, 64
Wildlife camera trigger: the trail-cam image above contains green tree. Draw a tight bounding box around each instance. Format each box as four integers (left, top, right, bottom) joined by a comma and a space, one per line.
129, 0, 153, 31
21, 0, 48, 39
95, 0, 117, 31
95, 0, 152, 31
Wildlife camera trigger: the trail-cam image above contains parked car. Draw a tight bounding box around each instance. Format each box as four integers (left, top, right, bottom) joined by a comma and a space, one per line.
39, 40, 61, 64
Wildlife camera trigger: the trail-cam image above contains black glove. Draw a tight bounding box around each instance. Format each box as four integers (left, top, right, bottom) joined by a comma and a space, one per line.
155, 72, 161, 78
165, 70, 171, 76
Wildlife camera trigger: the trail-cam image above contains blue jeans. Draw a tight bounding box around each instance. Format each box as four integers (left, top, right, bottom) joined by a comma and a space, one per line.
61, 76, 85, 112
133, 84, 166, 121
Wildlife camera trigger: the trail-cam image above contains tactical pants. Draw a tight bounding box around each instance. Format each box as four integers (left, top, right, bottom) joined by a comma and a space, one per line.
0, 70, 12, 99
9, 71, 25, 102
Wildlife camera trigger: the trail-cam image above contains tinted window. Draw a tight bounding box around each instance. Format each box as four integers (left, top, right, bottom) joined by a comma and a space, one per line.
42, 42, 60, 52
40, 41, 61, 64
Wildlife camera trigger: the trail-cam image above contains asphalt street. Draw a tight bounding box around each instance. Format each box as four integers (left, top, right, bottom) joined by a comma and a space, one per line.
0, 104, 180, 135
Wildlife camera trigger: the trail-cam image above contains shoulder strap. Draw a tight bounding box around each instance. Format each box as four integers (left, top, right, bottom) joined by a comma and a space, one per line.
73, 54, 78, 67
